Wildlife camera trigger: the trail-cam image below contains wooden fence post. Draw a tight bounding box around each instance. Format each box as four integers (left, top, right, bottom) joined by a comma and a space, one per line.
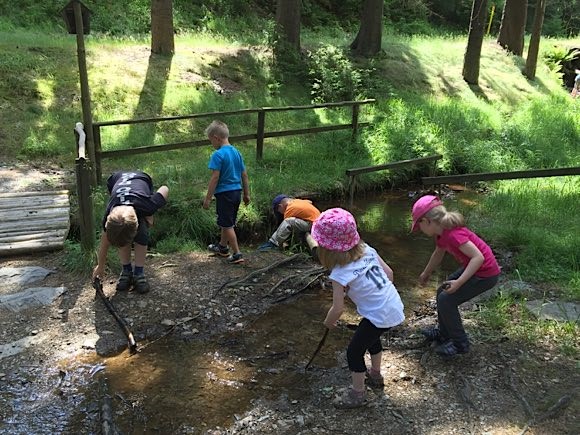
92, 124, 102, 184
351, 104, 359, 141
74, 124, 95, 253
256, 109, 265, 161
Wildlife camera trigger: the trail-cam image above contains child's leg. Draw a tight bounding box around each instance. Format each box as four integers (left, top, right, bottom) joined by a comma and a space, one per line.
222, 227, 240, 254
347, 319, 384, 391
370, 351, 382, 374
438, 271, 499, 342
118, 244, 132, 268
134, 243, 147, 270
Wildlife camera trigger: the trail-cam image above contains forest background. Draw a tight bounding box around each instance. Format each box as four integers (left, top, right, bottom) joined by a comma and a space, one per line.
0, 0, 578, 308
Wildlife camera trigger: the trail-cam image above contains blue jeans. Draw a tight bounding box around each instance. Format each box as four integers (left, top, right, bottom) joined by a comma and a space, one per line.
437, 268, 499, 343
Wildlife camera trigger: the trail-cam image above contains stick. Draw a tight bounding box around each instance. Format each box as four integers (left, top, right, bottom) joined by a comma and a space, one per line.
273, 273, 324, 303
212, 253, 306, 297
93, 277, 137, 354
305, 328, 329, 370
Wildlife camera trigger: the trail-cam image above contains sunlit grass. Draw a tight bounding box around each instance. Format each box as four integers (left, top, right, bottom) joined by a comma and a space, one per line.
472, 292, 579, 358
473, 178, 580, 293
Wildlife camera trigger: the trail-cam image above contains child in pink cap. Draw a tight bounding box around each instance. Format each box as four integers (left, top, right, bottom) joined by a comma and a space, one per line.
411, 195, 501, 356
311, 208, 404, 409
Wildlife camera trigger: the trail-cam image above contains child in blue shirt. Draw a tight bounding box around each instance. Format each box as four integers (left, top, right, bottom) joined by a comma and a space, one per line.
203, 120, 250, 264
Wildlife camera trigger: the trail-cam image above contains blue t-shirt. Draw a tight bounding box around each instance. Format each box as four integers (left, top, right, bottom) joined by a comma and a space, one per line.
208, 144, 246, 194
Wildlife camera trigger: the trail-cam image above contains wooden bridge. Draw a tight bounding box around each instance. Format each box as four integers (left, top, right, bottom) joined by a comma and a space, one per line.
0, 190, 70, 256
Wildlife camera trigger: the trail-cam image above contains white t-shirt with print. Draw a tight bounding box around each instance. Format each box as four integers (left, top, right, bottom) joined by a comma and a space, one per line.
329, 244, 405, 328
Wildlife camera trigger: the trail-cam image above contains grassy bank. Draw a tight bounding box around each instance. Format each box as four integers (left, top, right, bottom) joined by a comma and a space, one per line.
1, 23, 579, 293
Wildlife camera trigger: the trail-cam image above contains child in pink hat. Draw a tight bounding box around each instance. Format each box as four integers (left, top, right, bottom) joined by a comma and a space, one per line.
411, 195, 501, 356
311, 208, 404, 409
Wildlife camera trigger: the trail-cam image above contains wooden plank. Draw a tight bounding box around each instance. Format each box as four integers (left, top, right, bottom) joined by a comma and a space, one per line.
0, 207, 70, 222
100, 134, 257, 159
0, 239, 65, 256
346, 155, 442, 176
0, 229, 69, 243
0, 196, 70, 210
422, 167, 580, 185
264, 122, 370, 139
0, 190, 69, 199
0, 217, 70, 233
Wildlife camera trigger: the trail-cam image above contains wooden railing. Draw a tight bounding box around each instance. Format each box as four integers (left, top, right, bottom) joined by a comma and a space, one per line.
422, 167, 580, 185
346, 155, 442, 206
92, 99, 375, 183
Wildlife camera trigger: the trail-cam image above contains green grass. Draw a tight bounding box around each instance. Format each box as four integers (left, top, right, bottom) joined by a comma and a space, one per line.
1, 23, 579, 290
472, 292, 579, 358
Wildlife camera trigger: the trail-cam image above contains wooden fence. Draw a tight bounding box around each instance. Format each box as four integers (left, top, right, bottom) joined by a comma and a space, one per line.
92, 99, 375, 183
422, 166, 580, 185
346, 155, 442, 206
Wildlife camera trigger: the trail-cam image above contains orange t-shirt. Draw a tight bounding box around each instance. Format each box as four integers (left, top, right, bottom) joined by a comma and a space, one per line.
284, 199, 321, 223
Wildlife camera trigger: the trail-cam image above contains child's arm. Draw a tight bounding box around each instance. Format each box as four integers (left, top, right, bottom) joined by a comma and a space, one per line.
323, 280, 346, 329
202, 170, 220, 209
419, 246, 446, 285
444, 241, 484, 294
92, 232, 111, 280
145, 185, 169, 226
241, 170, 250, 205
377, 255, 394, 282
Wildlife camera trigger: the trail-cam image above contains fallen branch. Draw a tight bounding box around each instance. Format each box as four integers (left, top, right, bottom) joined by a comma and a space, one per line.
507, 368, 535, 419
266, 266, 325, 296
519, 395, 572, 435
212, 253, 307, 297
272, 273, 324, 303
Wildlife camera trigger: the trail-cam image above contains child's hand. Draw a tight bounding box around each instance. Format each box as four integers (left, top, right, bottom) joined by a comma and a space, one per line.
243, 194, 250, 205
419, 271, 431, 286
442, 280, 459, 294
92, 265, 104, 280
202, 198, 211, 209
145, 215, 154, 227
324, 318, 337, 329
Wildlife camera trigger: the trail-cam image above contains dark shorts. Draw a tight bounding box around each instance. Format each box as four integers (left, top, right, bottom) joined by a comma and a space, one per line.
134, 217, 149, 246
215, 190, 241, 228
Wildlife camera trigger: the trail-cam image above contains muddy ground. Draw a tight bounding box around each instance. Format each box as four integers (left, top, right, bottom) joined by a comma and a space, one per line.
0, 164, 578, 434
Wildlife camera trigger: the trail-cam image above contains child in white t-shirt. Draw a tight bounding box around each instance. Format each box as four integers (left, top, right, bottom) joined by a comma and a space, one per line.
311, 208, 405, 409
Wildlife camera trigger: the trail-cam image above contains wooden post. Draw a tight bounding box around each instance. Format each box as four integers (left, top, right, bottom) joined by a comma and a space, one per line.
92, 123, 102, 184
351, 104, 359, 141
256, 109, 265, 161
73, 0, 97, 186
75, 157, 95, 253
349, 175, 356, 208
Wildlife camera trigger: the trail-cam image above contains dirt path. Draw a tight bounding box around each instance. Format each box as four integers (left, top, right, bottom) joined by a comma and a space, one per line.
0, 248, 577, 434
0, 164, 577, 433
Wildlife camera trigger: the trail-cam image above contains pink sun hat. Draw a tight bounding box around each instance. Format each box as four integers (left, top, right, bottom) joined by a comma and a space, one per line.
311, 208, 360, 252
411, 195, 443, 232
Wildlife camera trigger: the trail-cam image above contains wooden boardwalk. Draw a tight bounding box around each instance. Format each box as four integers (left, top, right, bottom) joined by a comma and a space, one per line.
0, 190, 70, 256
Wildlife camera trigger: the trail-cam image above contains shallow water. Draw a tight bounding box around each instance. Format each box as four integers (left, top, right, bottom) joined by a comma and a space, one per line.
3, 189, 474, 433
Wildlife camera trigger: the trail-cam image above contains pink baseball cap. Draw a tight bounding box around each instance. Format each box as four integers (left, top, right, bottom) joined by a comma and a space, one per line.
311, 208, 360, 252
411, 195, 443, 232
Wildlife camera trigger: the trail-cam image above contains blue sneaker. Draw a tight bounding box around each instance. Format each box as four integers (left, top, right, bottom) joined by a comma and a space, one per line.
435, 339, 470, 357
258, 241, 278, 252
208, 243, 229, 257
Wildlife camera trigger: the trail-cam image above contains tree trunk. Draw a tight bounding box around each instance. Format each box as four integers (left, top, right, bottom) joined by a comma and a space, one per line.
151, 0, 174, 55
275, 0, 301, 50
497, 0, 527, 55
524, 0, 546, 79
463, 0, 489, 85
350, 0, 384, 57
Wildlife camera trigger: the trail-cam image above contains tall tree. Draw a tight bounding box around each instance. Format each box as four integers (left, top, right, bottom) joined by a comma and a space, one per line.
350, 0, 384, 57
151, 0, 174, 55
275, 0, 301, 50
463, 0, 489, 85
497, 0, 528, 55
524, 0, 547, 79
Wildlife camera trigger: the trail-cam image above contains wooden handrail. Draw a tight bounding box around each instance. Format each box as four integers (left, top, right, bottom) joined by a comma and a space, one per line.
422, 167, 580, 185
346, 154, 442, 177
